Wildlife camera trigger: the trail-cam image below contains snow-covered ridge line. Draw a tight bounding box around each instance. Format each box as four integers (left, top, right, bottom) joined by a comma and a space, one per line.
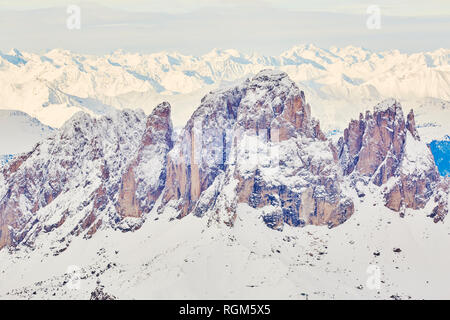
0, 44, 449, 131
3, 44, 449, 66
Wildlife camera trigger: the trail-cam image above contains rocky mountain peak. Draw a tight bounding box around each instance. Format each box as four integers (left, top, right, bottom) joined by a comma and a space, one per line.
338, 98, 443, 217
338, 98, 407, 183
142, 102, 173, 148
116, 102, 173, 225
0, 105, 173, 250
150, 101, 171, 119
235, 69, 321, 141
161, 70, 352, 228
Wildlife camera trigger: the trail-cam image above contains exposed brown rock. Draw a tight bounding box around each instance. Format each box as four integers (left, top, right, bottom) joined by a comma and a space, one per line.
339, 99, 443, 220
339, 100, 406, 185
116, 163, 140, 218
43, 209, 69, 233
162, 87, 243, 218
116, 102, 173, 221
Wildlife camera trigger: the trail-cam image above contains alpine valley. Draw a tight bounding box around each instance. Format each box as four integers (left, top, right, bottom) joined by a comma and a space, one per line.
0, 45, 449, 300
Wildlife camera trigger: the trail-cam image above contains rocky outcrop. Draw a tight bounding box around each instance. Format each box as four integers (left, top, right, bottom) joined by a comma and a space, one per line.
161, 70, 354, 229
0, 104, 173, 250
90, 284, 116, 300
116, 102, 173, 222
338, 99, 408, 185
429, 179, 449, 223
338, 99, 443, 217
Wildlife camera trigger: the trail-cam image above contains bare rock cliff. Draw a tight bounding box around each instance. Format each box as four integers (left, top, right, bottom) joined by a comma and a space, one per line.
160, 70, 353, 230
338, 99, 443, 217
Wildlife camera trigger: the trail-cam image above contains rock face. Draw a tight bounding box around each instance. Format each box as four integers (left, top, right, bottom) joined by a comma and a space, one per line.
338, 99, 442, 214
338, 99, 408, 185
161, 70, 354, 229
0, 104, 173, 250
116, 102, 173, 220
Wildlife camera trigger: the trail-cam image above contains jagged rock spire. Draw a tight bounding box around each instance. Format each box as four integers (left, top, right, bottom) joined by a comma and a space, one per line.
338, 98, 443, 217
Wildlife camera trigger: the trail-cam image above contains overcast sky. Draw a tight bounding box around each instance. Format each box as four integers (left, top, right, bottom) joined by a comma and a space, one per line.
0, 0, 449, 55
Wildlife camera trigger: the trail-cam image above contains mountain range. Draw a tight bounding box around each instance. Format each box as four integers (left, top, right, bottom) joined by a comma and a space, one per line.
0, 70, 448, 299
0, 45, 449, 141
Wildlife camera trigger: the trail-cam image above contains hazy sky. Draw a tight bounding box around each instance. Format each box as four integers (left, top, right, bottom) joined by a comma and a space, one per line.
0, 0, 449, 55
3, 0, 450, 16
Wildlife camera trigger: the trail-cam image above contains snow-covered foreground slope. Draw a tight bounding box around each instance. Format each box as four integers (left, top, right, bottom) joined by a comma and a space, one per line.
1, 186, 449, 300
0, 45, 449, 139
0, 110, 53, 158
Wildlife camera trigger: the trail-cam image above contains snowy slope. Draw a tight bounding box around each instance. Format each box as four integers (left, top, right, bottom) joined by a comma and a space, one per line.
0, 109, 53, 161
1, 185, 449, 300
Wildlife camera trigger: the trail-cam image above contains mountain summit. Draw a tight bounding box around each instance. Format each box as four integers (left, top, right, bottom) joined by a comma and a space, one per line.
161, 69, 352, 229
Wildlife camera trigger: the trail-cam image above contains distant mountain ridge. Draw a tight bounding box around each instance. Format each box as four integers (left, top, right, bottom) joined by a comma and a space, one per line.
0, 45, 449, 136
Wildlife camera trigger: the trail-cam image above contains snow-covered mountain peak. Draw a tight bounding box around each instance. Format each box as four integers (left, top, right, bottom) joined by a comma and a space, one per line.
203, 48, 242, 59
242, 69, 301, 104
338, 98, 446, 221
160, 71, 350, 227
373, 98, 401, 113
9, 48, 24, 58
